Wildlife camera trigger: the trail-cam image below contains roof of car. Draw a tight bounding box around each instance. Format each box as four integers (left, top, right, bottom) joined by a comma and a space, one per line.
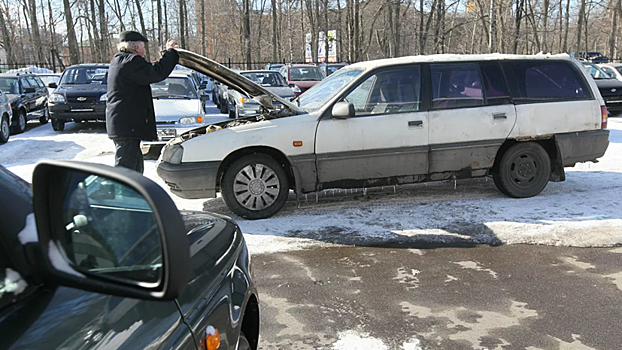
288, 64, 320, 68
599, 63, 622, 67
0, 72, 36, 77
66, 63, 109, 68
239, 70, 280, 74
347, 53, 576, 70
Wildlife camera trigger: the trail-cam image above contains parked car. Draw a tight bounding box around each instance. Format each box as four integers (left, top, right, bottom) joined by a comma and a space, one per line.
47, 64, 109, 131
145, 72, 210, 145
597, 63, 622, 81
264, 63, 284, 72
318, 62, 349, 76
157, 50, 609, 219
226, 70, 296, 118
217, 82, 230, 114
278, 64, 325, 95
36, 73, 62, 95
582, 61, 622, 115
0, 89, 13, 143
0, 72, 50, 134
0, 160, 259, 350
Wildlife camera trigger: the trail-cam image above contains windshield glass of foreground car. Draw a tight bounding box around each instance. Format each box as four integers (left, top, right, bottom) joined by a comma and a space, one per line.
0, 78, 19, 94
241, 72, 287, 87
289, 67, 325, 81
60, 67, 109, 85
59, 172, 163, 285
298, 68, 364, 112
151, 77, 198, 99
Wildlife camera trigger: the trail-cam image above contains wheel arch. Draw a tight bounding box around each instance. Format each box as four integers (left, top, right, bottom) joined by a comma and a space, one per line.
240, 293, 260, 350
216, 146, 295, 190
491, 138, 564, 182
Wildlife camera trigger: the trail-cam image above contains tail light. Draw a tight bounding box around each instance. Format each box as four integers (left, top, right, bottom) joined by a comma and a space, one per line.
601, 106, 608, 129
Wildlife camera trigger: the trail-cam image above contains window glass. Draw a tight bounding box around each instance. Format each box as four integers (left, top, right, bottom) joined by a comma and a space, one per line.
241, 72, 287, 87
0, 78, 19, 94
60, 67, 109, 85
37, 75, 59, 86
431, 63, 483, 109
26, 76, 41, 88
479, 62, 511, 105
340, 66, 421, 116
616, 67, 622, 76
19, 78, 31, 89
298, 68, 363, 112
287, 67, 325, 81
151, 77, 198, 99
600, 67, 616, 77
504, 61, 589, 102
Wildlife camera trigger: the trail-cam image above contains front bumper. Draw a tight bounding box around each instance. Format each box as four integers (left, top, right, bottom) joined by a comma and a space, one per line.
49, 102, 106, 121
555, 129, 610, 167
143, 123, 207, 145
157, 160, 221, 199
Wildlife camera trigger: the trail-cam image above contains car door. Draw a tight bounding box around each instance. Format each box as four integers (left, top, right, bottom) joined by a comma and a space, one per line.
427, 62, 517, 174
27, 76, 47, 111
19, 77, 36, 112
315, 65, 429, 185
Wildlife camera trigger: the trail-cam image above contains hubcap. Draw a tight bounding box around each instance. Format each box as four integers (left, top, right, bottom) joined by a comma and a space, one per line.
19, 113, 25, 129
1, 119, 8, 138
510, 154, 538, 187
233, 164, 280, 211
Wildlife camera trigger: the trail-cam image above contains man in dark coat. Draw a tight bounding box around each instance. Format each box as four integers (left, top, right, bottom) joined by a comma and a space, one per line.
106, 31, 179, 174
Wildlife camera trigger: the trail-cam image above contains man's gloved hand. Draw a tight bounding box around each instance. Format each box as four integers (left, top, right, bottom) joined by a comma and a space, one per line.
166, 39, 179, 50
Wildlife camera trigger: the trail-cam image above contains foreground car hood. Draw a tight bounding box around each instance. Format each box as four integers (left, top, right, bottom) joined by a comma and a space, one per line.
176, 49, 301, 113
153, 99, 200, 121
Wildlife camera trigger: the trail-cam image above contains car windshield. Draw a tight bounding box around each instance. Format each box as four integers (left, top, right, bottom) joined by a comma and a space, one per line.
583, 63, 611, 79
241, 72, 287, 87
298, 68, 364, 112
151, 77, 198, 99
0, 78, 19, 94
38, 75, 60, 86
288, 67, 325, 81
60, 67, 109, 85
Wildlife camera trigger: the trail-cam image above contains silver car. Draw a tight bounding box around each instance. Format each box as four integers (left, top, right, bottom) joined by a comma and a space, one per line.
144, 73, 208, 145
226, 70, 295, 119
0, 89, 12, 143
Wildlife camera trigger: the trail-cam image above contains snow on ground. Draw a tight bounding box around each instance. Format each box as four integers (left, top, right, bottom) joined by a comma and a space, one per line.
2, 103, 622, 254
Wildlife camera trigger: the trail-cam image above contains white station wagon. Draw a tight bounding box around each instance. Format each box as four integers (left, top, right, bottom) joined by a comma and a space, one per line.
158, 50, 610, 219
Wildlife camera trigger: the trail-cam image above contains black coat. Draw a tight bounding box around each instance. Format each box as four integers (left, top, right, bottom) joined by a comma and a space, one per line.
106, 49, 179, 140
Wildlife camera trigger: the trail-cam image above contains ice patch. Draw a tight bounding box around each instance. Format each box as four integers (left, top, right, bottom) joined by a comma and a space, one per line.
17, 213, 38, 244
454, 261, 498, 279
401, 338, 423, 350
48, 241, 84, 278
0, 268, 28, 295
332, 330, 388, 350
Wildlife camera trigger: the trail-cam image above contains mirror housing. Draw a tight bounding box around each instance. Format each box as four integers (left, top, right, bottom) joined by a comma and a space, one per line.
332, 101, 355, 119
200, 94, 210, 102
48, 82, 57, 89
288, 83, 296, 88
24, 87, 36, 93
199, 83, 207, 90
31, 160, 190, 301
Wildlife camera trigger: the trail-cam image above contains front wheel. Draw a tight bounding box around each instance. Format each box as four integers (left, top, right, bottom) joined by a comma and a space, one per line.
221, 154, 289, 219
39, 108, 49, 124
493, 142, 551, 198
51, 118, 65, 131
13, 110, 26, 134
0, 115, 9, 143
228, 104, 236, 119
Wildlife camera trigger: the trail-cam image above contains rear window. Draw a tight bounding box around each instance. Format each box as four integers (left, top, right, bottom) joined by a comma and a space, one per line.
288, 67, 325, 81
503, 61, 590, 103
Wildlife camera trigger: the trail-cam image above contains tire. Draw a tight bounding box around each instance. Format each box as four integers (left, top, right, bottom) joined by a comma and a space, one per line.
221, 154, 289, 219
493, 142, 551, 198
237, 332, 251, 350
228, 104, 236, 119
51, 118, 65, 131
220, 100, 228, 114
39, 107, 49, 124
0, 115, 9, 143
12, 109, 26, 134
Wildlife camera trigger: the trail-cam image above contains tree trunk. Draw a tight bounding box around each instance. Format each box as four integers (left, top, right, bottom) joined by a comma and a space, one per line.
179, 0, 186, 48
337, 0, 343, 61
272, 0, 278, 61
0, 9, 14, 65
90, 0, 101, 61
157, 0, 162, 46
489, 0, 497, 52
243, 0, 252, 68
576, 0, 586, 55
513, 0, 524, 53
542, 0, 549, 52
418, 0, 424, 54
63, 0, 80, 64
354, 0, 360, 61
98, 0, 109, 60
26, 0, 45, 63
134, 0, 150, 60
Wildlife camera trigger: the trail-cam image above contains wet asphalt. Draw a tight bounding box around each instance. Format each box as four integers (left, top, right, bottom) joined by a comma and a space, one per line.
253, 244, 622, 349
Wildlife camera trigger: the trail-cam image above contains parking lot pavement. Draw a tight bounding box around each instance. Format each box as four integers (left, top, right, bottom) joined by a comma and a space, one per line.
255, 244, 622, 350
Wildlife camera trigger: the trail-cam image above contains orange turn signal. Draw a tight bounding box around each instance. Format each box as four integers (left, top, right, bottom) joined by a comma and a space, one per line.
240, 97, 245, 103
197, 116, 203, 124
293, 141, 303, 147
200, 326, 220, 350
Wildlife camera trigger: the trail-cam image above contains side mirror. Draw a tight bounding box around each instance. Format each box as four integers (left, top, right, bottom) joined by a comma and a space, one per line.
288, 83, 296, 88
199, 83, 207, 90
332, 101, 355, 119
48, 83, 57, 89
200, 94, 210, 102
24, 87, 36, 93
31, 160, 190, 301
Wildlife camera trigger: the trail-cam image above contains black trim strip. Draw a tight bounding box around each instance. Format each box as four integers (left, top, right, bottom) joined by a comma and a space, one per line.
429, 138, 506, 150
317, 145, 428, 160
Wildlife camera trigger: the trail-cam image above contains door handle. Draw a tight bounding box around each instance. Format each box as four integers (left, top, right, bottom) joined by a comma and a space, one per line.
408, 120, 423, 128
493, 113, 507, 120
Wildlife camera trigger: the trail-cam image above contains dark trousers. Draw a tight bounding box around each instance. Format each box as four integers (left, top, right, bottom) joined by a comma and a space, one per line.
113, 139, 144, 174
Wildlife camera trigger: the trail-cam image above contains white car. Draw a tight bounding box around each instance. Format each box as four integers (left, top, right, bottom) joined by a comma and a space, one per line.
597, 63, 622, 81
0, 89, 13, 143
158, 50, 610, 219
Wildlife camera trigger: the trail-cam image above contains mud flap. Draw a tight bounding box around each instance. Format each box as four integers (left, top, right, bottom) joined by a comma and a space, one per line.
291, 165, 303, 208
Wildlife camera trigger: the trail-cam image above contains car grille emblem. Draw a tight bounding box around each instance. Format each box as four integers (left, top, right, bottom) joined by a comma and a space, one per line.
77, 97, 87, 101
612, 89, 617, 93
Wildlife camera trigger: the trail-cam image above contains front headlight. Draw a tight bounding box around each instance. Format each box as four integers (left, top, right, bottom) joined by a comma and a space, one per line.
99, 93, 107, 101
49, 94, 65, 103
162, 144, 184, 164
179, 116, 197, 124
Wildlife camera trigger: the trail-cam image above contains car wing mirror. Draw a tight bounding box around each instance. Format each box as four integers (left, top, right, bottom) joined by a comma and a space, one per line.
31, 160, 190, 301
24, 87, 36, 93
48, 83, 57, 89
332, 101, 355, 119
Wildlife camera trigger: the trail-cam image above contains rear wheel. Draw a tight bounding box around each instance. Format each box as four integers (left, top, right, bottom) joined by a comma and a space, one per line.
12, 109, 26, 134
51, 118, 65, 131
221, 154, 289, 219
0, 115, 9, 143
493, 142, 551, 198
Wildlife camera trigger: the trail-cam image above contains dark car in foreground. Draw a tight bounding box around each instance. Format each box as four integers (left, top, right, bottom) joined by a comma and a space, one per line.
48, 64, 109, 131
0, 161, 259, 350
0, 73, 50, 134
582, 61, 622, 115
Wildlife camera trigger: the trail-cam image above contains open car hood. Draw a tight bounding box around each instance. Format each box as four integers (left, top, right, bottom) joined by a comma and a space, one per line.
176, 49, 302, 113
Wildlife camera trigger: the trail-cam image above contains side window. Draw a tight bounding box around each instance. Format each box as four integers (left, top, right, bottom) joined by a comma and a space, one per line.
341, 66, 421, 116
431, 63, 483, 109
600, 66, 615, 78
503, 61, 589, 102
26, 76, 41, 88
19, 77, 31, 90
479, 62, 511, 105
